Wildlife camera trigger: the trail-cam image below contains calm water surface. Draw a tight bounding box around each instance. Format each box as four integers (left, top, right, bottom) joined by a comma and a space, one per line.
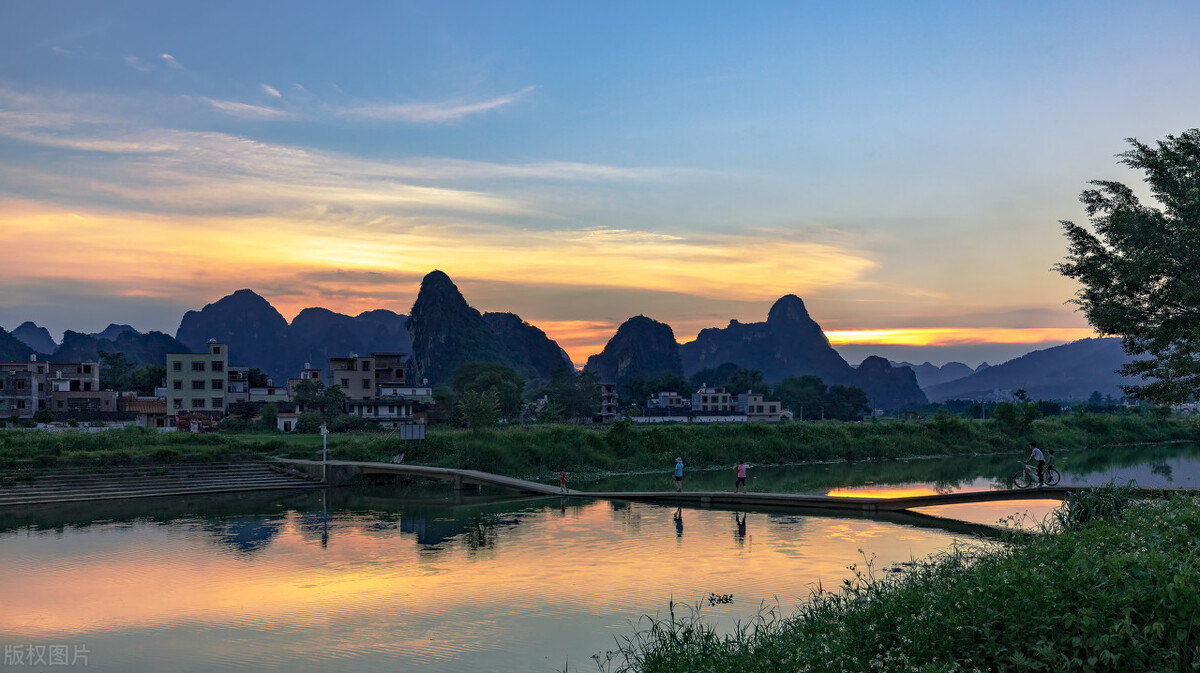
2, 442, 1197, 672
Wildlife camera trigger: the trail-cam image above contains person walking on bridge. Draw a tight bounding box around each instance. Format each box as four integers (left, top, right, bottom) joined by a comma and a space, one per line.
733, 459, 748, 493
673, 457, 684, 492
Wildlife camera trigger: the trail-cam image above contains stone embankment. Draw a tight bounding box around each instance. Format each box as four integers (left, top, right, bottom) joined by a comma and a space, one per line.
0, 463, 322, 507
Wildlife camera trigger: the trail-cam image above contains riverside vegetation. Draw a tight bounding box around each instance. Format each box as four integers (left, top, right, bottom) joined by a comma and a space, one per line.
1, 412, 1197, 478
585, 486, 1200, 673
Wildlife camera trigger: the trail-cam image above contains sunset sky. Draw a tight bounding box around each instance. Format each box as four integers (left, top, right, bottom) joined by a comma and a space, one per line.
2, 1, 1197, 366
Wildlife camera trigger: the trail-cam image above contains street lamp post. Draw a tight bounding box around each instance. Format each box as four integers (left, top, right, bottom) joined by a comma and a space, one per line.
320, 422, 328, 482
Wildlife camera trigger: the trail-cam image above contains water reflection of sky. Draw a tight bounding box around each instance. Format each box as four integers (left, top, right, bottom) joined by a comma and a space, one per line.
3, 444, 1197, 671
2, 499, 974, 673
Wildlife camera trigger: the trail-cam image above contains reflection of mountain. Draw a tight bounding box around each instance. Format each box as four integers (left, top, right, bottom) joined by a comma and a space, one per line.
400, 513, 521, 549
215, 516, 285, 554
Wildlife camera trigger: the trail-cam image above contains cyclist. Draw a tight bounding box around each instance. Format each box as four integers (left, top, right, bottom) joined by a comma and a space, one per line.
1028, 442, 1046, 486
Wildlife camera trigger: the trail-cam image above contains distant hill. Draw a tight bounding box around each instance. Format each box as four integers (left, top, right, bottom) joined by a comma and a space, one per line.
0, 326, 37, 361
176, 289, 292, 378
576, 296, 926, 409
890, 360, 984, 389
11, 321, 57, 355
681, 295, 855, 385
174, 289, 415, 382
483, 312, 574, 382
584, 315, 683, 388
90, 324, 137, 341
407, 270, 572, 386
52, 329, 189, 364
924, 338, 1134, 402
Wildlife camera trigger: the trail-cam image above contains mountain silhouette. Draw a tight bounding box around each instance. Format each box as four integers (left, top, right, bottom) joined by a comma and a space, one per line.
11, 321, 57, 355
407, 270, 572, 386
583, 315, 683, 388
924, 338, 1133, 402
680, 295, 856, 385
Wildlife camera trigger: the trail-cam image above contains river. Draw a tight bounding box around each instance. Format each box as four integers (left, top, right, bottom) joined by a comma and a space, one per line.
2, 442, 1197, 672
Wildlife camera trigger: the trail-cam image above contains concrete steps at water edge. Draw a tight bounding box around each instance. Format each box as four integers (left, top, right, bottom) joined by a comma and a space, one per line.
0, 463, 324, 506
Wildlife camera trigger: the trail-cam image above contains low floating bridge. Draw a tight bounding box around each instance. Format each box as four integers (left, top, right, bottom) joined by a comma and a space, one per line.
280, 458, 1164, 513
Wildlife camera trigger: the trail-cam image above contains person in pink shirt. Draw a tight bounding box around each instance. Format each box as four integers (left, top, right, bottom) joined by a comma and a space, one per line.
734, 459, 748, 493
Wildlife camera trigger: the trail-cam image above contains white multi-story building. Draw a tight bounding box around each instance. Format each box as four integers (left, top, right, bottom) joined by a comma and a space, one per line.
165, 340, 228, 417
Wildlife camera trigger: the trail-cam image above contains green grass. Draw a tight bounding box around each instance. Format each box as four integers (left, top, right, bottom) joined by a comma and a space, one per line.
2, 414, 1198, 477
587, 488, 1200, 673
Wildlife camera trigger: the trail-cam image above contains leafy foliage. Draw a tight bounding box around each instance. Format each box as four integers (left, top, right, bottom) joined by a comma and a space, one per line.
991, 400, 1043, 433
624, 372, 690, 405
452, 362, 525, 420
596, 492, 1200, 673
1057, 129, 1200, 404
458, 389, 500, 430
771, 376, 870, 420
545, 368, 602, 422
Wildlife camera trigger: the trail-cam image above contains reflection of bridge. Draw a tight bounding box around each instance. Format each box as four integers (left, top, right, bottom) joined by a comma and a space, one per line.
282, 459, 1185, 513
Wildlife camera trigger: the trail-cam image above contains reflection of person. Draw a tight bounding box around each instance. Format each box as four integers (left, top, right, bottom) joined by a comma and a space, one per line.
733, 459, 747, 493
674, 457, 684, 492
734, 512, 747, 544
1029, 442, 1046, 486
673, 507, 683, 538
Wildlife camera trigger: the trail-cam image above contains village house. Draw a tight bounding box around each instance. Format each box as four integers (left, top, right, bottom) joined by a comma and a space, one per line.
165, 340, 229, 418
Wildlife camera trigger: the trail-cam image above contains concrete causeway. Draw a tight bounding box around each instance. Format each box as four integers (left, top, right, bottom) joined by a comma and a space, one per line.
279, 458, 1113, 513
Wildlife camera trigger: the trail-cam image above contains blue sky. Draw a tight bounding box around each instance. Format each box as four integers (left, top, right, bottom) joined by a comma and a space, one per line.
2, 1, 1198, 366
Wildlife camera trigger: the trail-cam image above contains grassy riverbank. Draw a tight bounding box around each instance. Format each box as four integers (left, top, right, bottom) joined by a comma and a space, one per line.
2, 413, 1197, 476
591, 487, 1200, 672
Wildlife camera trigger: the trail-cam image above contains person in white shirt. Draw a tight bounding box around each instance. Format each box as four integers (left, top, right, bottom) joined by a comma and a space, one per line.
1029, 442, 1046, 486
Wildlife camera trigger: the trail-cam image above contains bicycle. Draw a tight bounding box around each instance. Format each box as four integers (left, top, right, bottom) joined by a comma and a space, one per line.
1013, 462, 1060, 488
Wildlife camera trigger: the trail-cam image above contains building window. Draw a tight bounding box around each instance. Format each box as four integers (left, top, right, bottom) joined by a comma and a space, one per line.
340, 378, 349, 388
172, 361, 182, 371
17, 400, 26, 409
192, 398, 205, 408
212, 380, 222, 390
212, 397, 223, 408
57, 400, 64, 409
212, 346, 221, 354
83, 382, 93, 391
16, 380, 25, 390
83, 364, 92, 374
363, 362, 371, 371
212, 362, 224, 372
192, 381, 205, 390
174, 381, 182, 390
192, 362, 205, 371
362, 378, 370, 389
174, 398, 183, 409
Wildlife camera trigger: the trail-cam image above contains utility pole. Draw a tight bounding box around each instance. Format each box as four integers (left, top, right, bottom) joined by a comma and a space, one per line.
320, 422, 328, 482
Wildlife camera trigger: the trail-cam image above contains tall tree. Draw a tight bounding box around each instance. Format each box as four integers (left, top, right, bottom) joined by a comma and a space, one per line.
1056, 129, 1200, 404
726, 368, 765, 395
547, 368, 601, 422
452, 362, 525, 420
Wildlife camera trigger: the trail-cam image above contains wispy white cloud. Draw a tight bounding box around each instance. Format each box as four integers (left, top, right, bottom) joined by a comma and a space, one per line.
340, 85, 536, 124
51, 46, 72, 57
123, 55, 154, 72
161, 53, 182, 69
260, 83, 281, 98
203, 98, 293, 119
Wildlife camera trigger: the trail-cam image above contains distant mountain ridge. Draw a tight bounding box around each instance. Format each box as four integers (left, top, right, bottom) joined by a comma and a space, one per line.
175, 289, 413, 382
586, 296, 927, 410
12, 321, 56, 355
890, 360, 988, 389
924, 338, 1133, 402
53, 329, 189, 365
